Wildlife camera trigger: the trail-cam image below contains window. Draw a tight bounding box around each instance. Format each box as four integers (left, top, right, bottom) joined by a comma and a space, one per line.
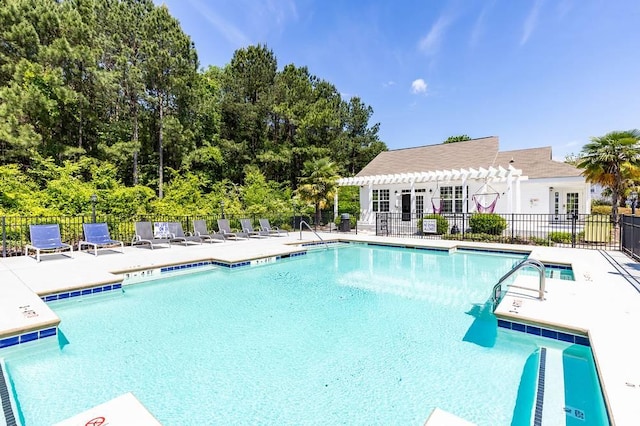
440, 186, 463, 213
373, 189, 390, 212
416, 195, 424, 217
566, 192, 579, 215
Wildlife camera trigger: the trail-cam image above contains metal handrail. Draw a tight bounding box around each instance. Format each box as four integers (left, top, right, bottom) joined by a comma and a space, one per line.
299, 220, 328, 249
492, 259, 546, 309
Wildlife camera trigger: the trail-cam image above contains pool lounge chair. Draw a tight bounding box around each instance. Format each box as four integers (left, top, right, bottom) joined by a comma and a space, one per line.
25, 224, 73, 262
259, 218, 289, 236
193, 220, 224, 243
217, 219, 247, 240
132, 221, 172, 249
78, 223, 124, 256
240, 218, 269, 238
168, 222, 202, 245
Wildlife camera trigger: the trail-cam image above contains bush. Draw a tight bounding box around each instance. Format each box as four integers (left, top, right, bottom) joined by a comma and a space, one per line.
469, 213, 507, 235
548, 231, 572, 244
529, 236, 552, 246
417, 214, 449, 234
591, 205, 611, 215
591, 198, 611, 206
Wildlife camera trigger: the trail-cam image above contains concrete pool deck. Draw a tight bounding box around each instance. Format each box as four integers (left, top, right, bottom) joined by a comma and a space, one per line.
0, 232, 638, 425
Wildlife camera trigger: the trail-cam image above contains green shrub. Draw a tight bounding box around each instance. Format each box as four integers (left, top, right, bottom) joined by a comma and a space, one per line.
548, 231, 572, 244
529, 236, 552, 246
591, 198, 611, 206
469, 213, 507, 235
591, 205, 611, 215
417, 214, 449, 234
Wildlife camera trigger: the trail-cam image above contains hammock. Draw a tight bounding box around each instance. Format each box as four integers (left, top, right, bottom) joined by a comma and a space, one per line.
472, 193, 499, 213
431, 198, 442, 214
430, 180, 442, 213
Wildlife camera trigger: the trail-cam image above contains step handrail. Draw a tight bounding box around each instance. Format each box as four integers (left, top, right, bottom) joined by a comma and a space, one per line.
299, 220, 328, 249
492, 259, 546, 309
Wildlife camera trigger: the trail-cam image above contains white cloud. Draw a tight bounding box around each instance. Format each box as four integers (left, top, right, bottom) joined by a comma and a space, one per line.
521, 0, 543, 46
186, 0, 251, 46
185, 0, 298, 47
470, 1, 494, 47
418, 15, 452, 55
411, 79, 428, 94
383, 81, 396, 88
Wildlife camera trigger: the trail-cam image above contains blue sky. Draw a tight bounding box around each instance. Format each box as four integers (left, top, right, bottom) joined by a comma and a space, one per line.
157, 0, 639, 160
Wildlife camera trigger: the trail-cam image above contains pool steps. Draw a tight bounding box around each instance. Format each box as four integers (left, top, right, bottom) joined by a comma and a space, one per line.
536, 347, 566, 426
423, 407, 476, 425
54, 392, 161, 426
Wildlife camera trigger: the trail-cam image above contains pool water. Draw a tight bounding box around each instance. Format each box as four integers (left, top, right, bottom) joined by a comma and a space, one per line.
5, 245, 606, 425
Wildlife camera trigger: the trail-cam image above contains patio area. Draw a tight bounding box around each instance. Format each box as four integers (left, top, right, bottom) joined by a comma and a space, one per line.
0, 232, 638, 425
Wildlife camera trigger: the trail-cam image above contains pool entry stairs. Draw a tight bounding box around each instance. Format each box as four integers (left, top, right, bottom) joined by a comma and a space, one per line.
513, 346, 582, 426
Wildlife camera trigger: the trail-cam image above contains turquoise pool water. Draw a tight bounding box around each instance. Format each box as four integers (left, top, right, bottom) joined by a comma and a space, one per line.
5, 245, 606, 425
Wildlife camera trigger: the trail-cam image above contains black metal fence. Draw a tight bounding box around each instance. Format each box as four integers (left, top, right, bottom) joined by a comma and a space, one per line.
375, 212, 619, 250
621, 215, 640, 259
0, 211, 357, 258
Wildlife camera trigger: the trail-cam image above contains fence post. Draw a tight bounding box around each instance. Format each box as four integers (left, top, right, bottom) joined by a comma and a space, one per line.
2, 217, 6, 258
570, 213, 577, 248
511, 213, 514, 242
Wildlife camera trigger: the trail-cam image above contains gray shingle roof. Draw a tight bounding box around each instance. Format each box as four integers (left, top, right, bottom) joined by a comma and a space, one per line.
355, 136, 581, 179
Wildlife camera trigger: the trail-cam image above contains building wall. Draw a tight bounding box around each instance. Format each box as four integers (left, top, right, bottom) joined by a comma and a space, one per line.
357, 177, 589, 224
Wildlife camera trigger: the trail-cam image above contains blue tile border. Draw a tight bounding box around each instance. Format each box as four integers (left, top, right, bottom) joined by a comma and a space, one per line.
0, 361, 18, 425
41, 283, 122, 303
301, 241, 344, 248
458, 247, 529, 256
365, 242, 449, 253
0, 327, 57, 349
498, 319, 590, 346
160, 261, 212, 273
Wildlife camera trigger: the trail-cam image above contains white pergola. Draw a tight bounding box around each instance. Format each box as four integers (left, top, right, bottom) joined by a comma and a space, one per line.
335, 165, 527, 219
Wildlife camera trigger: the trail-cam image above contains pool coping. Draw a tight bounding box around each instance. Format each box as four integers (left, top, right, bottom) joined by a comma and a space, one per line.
0, 233, 638, 425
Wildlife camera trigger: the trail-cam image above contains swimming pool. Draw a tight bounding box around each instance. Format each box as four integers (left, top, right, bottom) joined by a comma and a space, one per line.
4, 244, 607, 425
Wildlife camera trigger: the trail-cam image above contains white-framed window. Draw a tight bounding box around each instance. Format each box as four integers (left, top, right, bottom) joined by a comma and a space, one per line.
416, 195, 424, 217
566, 192, 579, 215
373, 189, 390, 212
440, 186, 463, 213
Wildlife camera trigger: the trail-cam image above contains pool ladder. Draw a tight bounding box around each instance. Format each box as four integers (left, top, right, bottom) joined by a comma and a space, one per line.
492, 259, 546, 310
298, 220, 328, 250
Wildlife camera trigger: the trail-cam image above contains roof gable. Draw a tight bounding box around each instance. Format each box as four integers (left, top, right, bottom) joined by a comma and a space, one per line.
356, 136, 581, 179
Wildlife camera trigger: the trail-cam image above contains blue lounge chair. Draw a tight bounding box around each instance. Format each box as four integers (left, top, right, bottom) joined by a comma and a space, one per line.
259, 218, 289, 236
132, 221, 171, 249
25, 224, 73, 262
78, 223, 124, 256
240, 218, 269, 238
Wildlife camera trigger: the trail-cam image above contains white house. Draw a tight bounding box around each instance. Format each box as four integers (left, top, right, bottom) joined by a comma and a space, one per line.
337, 137, 590, 227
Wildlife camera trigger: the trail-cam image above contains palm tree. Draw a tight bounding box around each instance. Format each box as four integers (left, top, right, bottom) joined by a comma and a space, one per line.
296, 157, 340, 226
578, 130, 640, 224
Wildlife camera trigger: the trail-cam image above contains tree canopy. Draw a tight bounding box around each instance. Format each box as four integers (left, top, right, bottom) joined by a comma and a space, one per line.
578, 129, 640, 223
0, 0, 385, 216
443, 135, 471, 143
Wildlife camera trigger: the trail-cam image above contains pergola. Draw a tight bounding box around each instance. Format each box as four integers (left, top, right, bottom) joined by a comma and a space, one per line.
335, 165, 527, 219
